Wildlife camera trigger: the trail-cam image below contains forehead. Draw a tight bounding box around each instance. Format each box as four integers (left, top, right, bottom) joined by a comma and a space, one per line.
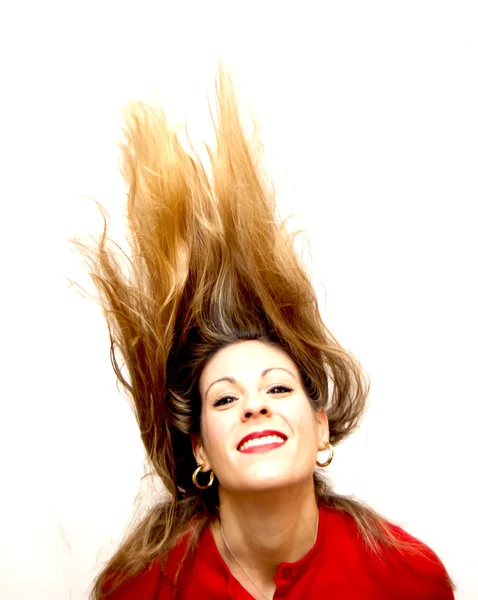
199, 341, 299, 393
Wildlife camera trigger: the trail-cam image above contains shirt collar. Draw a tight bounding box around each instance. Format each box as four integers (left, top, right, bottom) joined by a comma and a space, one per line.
203, 505, 328, 583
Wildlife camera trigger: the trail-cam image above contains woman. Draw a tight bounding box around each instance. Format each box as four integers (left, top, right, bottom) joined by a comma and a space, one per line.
81, 71, 454, 599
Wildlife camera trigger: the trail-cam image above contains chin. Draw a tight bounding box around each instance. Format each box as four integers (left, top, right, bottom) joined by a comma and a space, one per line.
233, 471, 304, 493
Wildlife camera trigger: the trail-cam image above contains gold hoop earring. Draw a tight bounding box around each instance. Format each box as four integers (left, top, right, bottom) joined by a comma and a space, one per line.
316, 441, 334, 468
192, 464, 215, 489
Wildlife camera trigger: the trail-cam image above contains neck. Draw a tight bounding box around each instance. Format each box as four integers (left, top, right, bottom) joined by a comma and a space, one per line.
213, 481, 319, 581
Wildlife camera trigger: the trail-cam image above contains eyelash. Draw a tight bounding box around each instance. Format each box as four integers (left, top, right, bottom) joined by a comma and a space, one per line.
213, 385, 293, 407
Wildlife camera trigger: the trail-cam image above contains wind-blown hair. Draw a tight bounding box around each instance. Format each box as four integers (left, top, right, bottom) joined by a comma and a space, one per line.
78, 71, 431, 599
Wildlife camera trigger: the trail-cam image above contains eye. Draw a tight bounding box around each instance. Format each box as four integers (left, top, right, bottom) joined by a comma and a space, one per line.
213, 395, 238, 407
268, 385, 292, 394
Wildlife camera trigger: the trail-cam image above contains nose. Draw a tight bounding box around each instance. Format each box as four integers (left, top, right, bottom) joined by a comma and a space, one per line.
241, 392, 272, 421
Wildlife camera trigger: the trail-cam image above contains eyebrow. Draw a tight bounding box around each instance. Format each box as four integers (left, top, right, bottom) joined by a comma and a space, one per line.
205, 367, 298, 399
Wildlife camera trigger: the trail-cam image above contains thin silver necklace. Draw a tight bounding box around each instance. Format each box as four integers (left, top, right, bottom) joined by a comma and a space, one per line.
219, 517, 319, 600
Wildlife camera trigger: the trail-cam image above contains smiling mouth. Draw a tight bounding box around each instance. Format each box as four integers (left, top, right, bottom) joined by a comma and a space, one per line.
238, 435, 286, 453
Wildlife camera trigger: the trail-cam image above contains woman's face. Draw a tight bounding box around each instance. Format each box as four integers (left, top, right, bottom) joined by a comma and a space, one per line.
194, 340, 329, 493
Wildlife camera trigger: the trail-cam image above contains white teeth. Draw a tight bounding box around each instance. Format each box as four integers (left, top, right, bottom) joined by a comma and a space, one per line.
238, 435, 285, 452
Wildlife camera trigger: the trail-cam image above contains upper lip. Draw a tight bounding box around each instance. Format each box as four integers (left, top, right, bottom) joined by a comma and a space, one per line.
237, 429, 288, 450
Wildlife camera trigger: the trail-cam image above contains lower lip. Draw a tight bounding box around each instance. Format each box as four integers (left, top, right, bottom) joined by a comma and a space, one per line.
238, 441, 286, 454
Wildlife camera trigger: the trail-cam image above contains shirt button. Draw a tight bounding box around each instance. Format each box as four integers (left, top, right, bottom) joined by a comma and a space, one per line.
282, 567, 293, 580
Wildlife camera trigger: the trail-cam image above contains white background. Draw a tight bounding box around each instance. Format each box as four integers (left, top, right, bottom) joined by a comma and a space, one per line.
1, 1, 477, 598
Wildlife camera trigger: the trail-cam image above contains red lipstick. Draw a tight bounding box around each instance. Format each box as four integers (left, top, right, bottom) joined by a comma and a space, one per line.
237, 429, 287, 453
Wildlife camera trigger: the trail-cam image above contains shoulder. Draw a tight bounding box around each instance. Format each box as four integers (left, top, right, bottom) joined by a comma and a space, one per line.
101, 559, 166, 600
101, 533, 192, 600
376, 522, 454, 599
321, 506, 454, 599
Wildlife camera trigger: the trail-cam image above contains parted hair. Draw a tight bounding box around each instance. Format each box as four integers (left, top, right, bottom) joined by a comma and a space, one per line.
77, 70, 439, 599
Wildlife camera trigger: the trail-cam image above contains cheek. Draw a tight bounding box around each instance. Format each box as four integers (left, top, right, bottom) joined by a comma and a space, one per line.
201, 412, 235, 457
288, 401, 319, 442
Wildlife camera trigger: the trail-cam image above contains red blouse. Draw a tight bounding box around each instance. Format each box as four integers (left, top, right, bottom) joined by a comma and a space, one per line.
105, 505, 453, 599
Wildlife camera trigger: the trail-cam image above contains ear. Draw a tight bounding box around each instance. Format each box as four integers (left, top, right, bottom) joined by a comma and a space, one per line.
315, 407, 330, 450
191, 434, 211, 470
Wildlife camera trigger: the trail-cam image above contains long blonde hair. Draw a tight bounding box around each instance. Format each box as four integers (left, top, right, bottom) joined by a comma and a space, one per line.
76, 70, 445, 598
